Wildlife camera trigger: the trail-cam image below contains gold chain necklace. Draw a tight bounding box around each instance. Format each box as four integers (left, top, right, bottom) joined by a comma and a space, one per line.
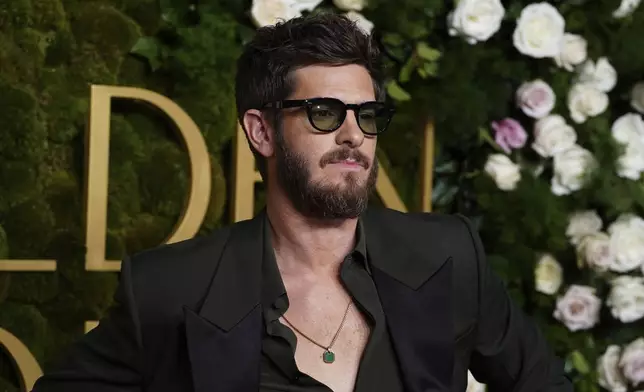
281, 301, 352, 364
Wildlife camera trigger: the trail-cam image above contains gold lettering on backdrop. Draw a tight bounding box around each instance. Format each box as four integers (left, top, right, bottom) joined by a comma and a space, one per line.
0, 328, 43, 391
420, 119, 435, 212
85, 85, 212, 272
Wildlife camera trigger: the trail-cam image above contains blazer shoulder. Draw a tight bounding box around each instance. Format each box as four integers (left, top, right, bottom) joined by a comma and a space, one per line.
123, 225, 234, 317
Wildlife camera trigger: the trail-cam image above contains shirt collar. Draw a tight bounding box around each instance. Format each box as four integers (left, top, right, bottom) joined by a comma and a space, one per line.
261, 215, 371, 308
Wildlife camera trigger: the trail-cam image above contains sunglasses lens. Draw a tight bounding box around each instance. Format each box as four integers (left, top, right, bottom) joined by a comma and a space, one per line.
358, 103, 391, 134
309, 100, 344, 131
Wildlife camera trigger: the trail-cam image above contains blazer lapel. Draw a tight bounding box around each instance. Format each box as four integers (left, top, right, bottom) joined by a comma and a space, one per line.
363, 209, 455, 392
184, 212, 265, 392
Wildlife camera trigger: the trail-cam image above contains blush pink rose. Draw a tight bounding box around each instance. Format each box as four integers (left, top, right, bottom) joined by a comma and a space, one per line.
516, 79, 556, 119
492, 118, 528, 154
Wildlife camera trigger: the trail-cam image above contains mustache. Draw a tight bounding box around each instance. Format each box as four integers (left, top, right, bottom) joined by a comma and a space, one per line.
319, 148, 370, 169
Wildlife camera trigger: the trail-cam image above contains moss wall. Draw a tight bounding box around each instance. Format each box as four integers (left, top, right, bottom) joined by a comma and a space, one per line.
0, 1, 424, 389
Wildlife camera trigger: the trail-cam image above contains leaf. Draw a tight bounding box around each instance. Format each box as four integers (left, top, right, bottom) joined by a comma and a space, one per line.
399, 56, 416, 83
386, 80, 412, 101
130, 37, 162, 71
416, 42, 441, 61
570, 350, 590, 374
423, 61, 439, 77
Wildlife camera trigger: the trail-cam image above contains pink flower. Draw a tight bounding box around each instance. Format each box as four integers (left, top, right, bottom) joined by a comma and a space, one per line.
516, 79, 556, 119
491, 118, 528, 154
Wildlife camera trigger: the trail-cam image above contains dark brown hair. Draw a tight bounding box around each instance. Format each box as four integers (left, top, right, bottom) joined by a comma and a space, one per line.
235, 12, 384, 179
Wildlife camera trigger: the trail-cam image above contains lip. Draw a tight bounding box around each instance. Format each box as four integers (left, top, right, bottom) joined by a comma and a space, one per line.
330, 159, 364, 170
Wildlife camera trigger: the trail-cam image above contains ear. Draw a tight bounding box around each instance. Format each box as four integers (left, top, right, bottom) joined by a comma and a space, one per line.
241, 109, 276, 158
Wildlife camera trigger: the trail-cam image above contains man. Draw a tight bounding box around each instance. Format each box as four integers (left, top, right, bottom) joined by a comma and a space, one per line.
32, 13, 572, 392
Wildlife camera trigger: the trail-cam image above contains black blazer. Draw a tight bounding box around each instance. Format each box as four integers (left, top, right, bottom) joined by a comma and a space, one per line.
31, 208, 572, 392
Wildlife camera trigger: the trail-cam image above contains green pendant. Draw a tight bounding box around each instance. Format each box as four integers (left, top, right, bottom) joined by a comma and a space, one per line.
322, 350, 335, 364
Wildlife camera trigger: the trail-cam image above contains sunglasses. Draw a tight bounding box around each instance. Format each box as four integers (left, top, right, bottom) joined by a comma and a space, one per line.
264, 97, 395, 135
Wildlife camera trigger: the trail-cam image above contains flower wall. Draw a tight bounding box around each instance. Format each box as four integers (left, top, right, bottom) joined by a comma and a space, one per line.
2, 0, 644, 391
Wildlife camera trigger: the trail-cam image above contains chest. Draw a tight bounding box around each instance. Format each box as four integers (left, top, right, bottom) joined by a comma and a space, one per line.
280, 281, 372, 392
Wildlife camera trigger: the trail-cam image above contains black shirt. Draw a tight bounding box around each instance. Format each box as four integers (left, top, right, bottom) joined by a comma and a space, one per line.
259, 216, 405, 391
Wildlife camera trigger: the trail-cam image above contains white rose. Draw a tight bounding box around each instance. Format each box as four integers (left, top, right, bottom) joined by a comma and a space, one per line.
612, 113, 644, 144
512, 3, 565, 58
534, 253, 563, 295
608, 214, 644, 273
251, 0, 301, 27
577, 232, 614, 272
344, 11, 373, 34
551, 144, 596, 195
532, 115, 577, 158
631, 82, 644, 114
613, 0, 642, 18
567, 83, 609, 124
466, 371, 487, 392
333, 0, 366, 11
598, 345, 628, 392
620, 338, 644, 386
578, 57, 618, 93
447, 0, 505, 45
553, 285, 601, 331
611, 113, 644, 179
516, 79, 556, 119
484, 154, 521, 191
617, 142, 644, 180
554, 33, 588, 71
607, 276, 644, 323
566, 210, 603, 245
292, 0, 324, 11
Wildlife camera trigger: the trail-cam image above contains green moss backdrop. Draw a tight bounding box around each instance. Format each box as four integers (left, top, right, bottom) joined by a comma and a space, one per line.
2, 0, 644, 391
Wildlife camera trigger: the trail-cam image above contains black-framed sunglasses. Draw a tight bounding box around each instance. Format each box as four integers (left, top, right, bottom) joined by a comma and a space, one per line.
264, 97, 395, 135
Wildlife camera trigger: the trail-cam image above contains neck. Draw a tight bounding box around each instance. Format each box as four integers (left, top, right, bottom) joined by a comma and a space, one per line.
265, 185, 359, 277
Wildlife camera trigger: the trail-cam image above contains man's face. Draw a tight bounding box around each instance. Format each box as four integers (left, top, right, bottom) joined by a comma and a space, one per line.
272, 64, 379, 220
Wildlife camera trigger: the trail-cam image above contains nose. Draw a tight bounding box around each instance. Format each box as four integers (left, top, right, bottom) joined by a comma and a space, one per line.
334, 110, 364, 148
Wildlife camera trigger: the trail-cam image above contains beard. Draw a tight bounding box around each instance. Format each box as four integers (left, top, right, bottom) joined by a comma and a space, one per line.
274, 132, 378, 220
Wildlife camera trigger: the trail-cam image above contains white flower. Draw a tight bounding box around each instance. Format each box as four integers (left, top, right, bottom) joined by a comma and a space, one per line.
598, 345, 628, 392
551, 144, 596, 195
608, 214, 644, 273
344, 11, 373, 34
447, 0, 505, 45
577, 232, 614, 272
620, 338, 644, 386
333, 0, 366, 11
612, 113, 644, 144
532, 115, 577, 158
607, 276, 644, 323
578, 57, 618, 93
566, 210, 603, 245
516, 79, 556, 119
534, 253, 563, 295
251, 0, 301, 28
466, 371, 487, 392
484, 154, 521, 191
613, 0, 642, 18
554, 33, 588, 71
630, 82, 644, 114
612, 113, 644, 180
553, 285, 601, 331
512, 3, 565, 58
567, 83, 609, 124
292, 0, 324, 11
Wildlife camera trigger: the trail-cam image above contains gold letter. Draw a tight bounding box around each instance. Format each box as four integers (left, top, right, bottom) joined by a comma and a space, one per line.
420, 119, 435, 212
86, 85, 212, 271
0, 328, 43, 392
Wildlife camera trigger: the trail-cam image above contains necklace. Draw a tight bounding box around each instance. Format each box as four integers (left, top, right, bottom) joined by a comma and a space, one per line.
281, 301, 352, 364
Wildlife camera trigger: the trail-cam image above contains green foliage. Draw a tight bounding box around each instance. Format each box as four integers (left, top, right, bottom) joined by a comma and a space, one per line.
1, 0, 642, 390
